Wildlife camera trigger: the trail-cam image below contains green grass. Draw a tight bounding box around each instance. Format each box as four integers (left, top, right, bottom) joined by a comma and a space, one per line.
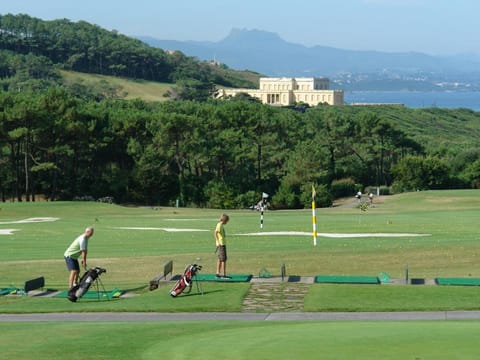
3, 190, 480, 359
3, 282, 480, 314
0, 191, 480, 287
0, 283, 249, 313
1, 189, 480, 313
1, 321, 479, 359
305, 284, 480, 312
60, 70, 172, 101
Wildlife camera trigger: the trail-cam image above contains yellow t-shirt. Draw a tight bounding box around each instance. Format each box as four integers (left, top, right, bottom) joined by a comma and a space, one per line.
215, 221, 226, 246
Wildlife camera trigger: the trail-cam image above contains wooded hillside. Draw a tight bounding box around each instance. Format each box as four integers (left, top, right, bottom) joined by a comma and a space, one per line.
1, 13, 480, 208
0, 14, 258, 93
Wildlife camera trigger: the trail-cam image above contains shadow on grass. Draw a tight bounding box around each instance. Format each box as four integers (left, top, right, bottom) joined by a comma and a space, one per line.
173, 289, 224, 297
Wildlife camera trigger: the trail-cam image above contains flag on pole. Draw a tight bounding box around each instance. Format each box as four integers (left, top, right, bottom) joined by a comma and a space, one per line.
312, 184, 317, 246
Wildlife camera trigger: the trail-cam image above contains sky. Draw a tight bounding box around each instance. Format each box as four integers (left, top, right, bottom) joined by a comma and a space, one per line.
2, 0, 479, 56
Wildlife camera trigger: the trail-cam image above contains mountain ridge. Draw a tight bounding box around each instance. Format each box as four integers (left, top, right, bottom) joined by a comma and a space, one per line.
140, 28, 480, 91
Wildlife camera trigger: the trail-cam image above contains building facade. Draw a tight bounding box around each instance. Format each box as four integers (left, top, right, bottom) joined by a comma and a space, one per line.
217, 77, 344, 106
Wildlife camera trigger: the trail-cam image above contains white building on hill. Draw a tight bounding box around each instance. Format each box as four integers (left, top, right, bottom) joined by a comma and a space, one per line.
217, 77, 344, 106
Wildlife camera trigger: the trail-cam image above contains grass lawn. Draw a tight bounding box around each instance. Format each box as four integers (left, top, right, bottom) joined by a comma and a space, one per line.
2, 190, 480, 283
1, 321, 479, 359
305, 284, 480, 312
2, 189, 480, 359
60, 70, 171, 101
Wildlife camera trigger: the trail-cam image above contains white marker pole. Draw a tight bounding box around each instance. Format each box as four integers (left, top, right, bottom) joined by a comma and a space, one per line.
260, 192, 269, 229
260, 206, 264, 229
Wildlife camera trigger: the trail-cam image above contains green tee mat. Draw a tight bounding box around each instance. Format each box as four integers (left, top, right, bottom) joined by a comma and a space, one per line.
54, 288, 123, 299
258, 268, 271, 278
377, 272, 391, 284
0, 287, 18, 296
194, 274, 253, 282
435, 277, 480, 286
314, 275, 380, 284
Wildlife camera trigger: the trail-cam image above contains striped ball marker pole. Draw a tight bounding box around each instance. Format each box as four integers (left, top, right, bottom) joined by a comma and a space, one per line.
260, 206, 264, 229
260, 193, 268, 229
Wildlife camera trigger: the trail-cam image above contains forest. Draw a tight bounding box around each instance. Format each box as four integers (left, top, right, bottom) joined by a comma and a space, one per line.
1, 14, 480, 208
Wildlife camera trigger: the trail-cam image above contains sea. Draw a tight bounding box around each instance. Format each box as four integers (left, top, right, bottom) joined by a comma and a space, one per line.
344, 91, 480, 111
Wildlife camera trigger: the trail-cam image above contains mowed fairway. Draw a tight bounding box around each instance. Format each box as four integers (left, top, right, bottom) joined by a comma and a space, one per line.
1, 321, 479, 359
1, 189, 480, 289
1, 189, 480, 359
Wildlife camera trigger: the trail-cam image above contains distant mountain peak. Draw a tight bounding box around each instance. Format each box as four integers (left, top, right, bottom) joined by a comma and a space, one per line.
139, 28, 480, 89
220, 28, 285, 46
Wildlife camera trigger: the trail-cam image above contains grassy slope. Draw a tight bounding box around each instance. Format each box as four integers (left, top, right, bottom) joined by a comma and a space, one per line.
346, 105, 480, 151
60, 68, 261, 101
60, 70, 172, 101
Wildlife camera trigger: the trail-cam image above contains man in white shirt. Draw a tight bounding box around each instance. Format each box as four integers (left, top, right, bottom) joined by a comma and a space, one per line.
64, 227, 94, 289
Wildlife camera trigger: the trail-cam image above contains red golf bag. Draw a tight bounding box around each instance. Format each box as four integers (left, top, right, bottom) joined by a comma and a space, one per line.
170, 263, 202, 297
68, 266, 106, 302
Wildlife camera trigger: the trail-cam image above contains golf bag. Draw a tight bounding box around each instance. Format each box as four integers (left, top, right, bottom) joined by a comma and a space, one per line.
170, 263, 202, 297
68, 266, 106, 302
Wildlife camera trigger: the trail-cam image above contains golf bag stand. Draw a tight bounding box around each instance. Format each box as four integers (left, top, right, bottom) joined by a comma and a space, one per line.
170, 263, 203, 297
68, 266, 107, 302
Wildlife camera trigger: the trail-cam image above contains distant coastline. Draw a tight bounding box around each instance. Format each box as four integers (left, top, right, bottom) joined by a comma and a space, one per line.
344, 91, 480, 111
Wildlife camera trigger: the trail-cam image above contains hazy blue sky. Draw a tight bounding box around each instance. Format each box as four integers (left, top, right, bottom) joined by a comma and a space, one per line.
2, 0, 479, 55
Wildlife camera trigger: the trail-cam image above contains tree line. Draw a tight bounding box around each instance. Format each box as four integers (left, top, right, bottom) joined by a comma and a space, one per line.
2, 87, 479, 208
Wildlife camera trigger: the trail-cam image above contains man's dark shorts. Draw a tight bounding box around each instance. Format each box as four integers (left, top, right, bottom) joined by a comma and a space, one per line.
65, 256, 80, 271
217, 245, 227, 262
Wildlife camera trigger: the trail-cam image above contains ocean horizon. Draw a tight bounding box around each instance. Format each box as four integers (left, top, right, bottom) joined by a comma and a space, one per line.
344, 91, 480, 111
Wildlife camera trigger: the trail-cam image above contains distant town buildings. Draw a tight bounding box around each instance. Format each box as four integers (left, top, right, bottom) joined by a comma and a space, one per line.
216, 77, 344, 106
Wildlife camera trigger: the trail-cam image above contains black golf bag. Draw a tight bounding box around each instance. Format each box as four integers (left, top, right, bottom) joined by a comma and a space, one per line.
170, 264, 202, 297
68, 266, 106, 302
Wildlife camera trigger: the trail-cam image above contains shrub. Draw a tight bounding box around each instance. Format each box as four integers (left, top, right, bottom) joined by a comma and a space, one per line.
331, 178, 356, 198
301, 184, 332, 208
271, 183, 301, 209
203, 180, 235, 209
378, 186, 391, 195
235, 190, 259, 209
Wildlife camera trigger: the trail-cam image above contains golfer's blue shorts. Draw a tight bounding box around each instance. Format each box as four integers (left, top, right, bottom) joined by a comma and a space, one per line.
65, 256, 80, 271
